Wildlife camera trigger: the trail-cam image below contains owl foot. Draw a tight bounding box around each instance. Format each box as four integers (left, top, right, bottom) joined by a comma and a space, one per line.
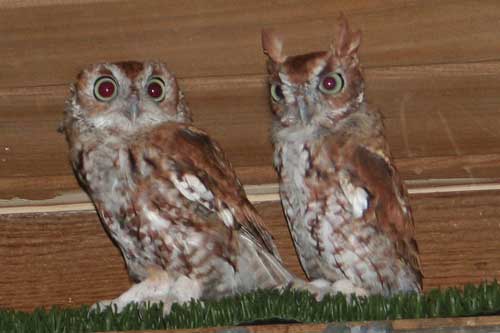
308, 278, 336, 301
330, 279, 369, 300
90, 272, 202, 315
289, 278, 369, 302
286, 278, 332, 301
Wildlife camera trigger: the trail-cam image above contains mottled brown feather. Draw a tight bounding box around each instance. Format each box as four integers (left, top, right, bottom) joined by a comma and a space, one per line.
350, 146, 423, 280
140, 123, 281, 259
264, 15, 422, 295
64, 61, 295, 312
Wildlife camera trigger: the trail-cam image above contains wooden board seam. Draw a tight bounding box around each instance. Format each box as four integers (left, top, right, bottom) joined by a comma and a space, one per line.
99, 315, 500, 333
1, 182, 500, 215
3, 59, 500, 95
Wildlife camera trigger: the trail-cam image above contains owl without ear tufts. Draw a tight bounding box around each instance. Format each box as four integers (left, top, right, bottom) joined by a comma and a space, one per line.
262, 15, 423, 297
62, 61, 297, 312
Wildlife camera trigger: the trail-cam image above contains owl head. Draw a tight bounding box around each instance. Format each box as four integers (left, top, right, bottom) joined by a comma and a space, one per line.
63, 61, 191, 138
262, 15, 363, 133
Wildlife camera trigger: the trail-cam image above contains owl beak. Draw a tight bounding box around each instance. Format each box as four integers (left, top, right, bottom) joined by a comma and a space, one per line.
128, 94, 140, 122
297, 97, 310, 124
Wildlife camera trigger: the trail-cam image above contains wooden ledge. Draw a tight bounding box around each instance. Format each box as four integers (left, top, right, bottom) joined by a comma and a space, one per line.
0, 178, 499, 215
101, 315, 500, 333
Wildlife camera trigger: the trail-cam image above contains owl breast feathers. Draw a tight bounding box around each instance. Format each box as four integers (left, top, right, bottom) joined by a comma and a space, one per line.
262, 15, 423, 296
63, 61, 294, 312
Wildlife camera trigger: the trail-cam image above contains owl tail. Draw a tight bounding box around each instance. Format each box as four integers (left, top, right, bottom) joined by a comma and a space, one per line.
235, 233, 296, 292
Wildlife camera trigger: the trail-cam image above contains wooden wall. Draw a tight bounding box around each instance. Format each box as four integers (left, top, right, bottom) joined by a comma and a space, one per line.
1, 0, 500, 311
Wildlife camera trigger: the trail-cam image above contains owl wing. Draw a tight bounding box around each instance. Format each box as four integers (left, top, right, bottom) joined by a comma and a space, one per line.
137, 123, 282, 260
343, 142, 423, 279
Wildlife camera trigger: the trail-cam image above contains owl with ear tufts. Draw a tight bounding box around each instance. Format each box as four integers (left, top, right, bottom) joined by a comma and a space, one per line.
262, 15, 423, 297
62, 61, 298, 312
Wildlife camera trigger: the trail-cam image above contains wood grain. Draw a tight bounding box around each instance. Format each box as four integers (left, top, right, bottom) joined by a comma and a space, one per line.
102, 316, 500, 333
1, 2, 499, 330
0, 0, 121, 9
2, 62, 500, 200
1, 190, 500, 311
1, 0, 500, 88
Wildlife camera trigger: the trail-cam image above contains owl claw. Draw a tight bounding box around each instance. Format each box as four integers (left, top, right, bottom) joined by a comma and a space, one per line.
287, 278, 332, 301
90, 298, 173, 315
330, 279, 369, 300
290, 278, 368, 302
89, 274, 203, 315
89, 299, 114, 313
309, 278, 336, 301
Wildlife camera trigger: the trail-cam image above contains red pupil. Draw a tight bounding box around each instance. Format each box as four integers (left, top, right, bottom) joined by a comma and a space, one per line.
148, 82, 163, 99
98, 80, 115, 98
322, 76, 337, 90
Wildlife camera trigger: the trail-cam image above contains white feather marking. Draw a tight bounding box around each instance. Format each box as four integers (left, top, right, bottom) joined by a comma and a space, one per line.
171, 174, 214, 207
143, 207, 169, 230
339, 172, 369, 219
351, 187, 369, 218
220, 208, 234, 227
184, 174, 214, 201
356, 92, 364, 104
278, 72, 291, 85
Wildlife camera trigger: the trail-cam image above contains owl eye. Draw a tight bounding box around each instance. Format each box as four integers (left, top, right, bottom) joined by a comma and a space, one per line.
270, 84, 284, 103
94, 76, 118, 102
319, 72, 344, 95
146, 77, 166, 102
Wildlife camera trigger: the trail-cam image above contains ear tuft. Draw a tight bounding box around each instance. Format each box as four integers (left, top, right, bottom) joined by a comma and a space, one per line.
333, 13, 362, 57
262, 28, 286, 63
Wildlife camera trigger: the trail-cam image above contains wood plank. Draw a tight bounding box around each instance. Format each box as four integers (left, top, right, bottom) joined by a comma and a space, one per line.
1, 190, 500, 311
0, 0, 121, 9
103, 316, 500, 333
1, 0, 500, 88
2, 61, 500, 200
4, 181, 500, 214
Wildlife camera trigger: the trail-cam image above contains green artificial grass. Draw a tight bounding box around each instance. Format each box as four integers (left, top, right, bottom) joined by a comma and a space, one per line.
2, 281, 500, 332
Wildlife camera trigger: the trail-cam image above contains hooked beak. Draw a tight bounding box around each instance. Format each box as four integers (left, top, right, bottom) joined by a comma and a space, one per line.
127, 94, 140, 122
297, 96, 310, 124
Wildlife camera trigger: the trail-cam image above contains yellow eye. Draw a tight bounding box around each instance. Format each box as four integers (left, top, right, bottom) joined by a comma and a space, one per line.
270, 84, 284, 103
94, 76, 118, 102
319, 72, 344, 95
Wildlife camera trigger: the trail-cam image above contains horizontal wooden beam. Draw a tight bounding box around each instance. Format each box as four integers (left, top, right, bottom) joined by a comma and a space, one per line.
2, 61, 500, 200
1, 190, 499, 311
0, 0, 120, 9
102, 316, 500, 333
2, 0, 500, 88
1, 179, 500, 215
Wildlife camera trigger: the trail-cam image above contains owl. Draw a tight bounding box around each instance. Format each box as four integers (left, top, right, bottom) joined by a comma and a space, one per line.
261, 15, 423, 297
62, 61, 297, 312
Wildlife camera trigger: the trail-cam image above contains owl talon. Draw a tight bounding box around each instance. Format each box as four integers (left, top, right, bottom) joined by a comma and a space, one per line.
292, 278, 369, 302
287, 278, 331, 301
90, 274, 204, 315
89, 299, 112, 313
330, 279, 369, 300
90, 298, 173, 315
89, 299, 128, 313
309, 278, 336, 301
